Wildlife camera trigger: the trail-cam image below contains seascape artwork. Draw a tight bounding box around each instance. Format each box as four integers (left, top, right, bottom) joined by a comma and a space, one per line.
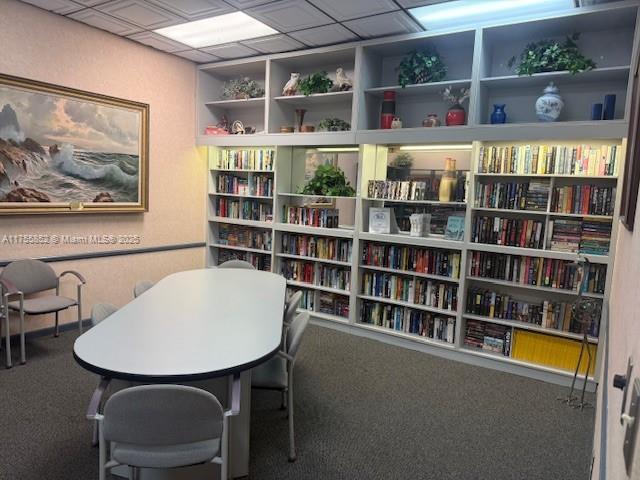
0, 74, 148, 213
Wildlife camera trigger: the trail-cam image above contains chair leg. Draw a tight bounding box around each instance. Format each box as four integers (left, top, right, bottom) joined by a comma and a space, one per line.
288, 371, 296, 462
98, 423, 106, 480
280, 390, 287, 410
4, 304, 11, 369
19, 305, 25, 365
221, 415, 229, 480
54, 312, 60, 337
129, 466, 140, 480
77, 288, 83, 334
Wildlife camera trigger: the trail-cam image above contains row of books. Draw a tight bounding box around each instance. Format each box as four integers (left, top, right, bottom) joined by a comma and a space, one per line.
218, 224, 271, 251
477, 144, 619, 176
548, 219, 612, 255
394, 206, 466, 236
360, 300, 455, 344
214, 174, 273, 198
216, 198, 273, 222
469, 251, 607, 294
281, 206, 340, 228
466, 287, 600, 336
281, 233, 352, 263
361, 272, 458, 311
217, 149, 274, 171
287, 287, 315, 311
475, 181, 549, 211
318, 293, 350, 319
472, 216, 545, 249
464, 320, 511, 356
367, 178, 465, 202
281, 260, 351, 292
550, 185, 615, 216
218, 250, 271, 271
361, 242, 461, 279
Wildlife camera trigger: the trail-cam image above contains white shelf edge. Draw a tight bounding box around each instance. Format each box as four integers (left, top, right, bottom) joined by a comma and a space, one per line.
286, 280, 351, 296
209, 192, 273, 200
359, 231, 464, 250
364, 197, 466, 206
273, 223, 355, 238
354, 322, 456, 349
466, 275, 605, 299
357, 294, 457, 317
209, 243, 271, 255
359, 264, 460, 283
469, 242, 610, 264
277, 253, 352, 267
208, 216, 273, 228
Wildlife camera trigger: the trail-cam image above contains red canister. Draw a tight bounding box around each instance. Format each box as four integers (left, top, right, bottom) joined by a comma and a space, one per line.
381, 90, 396, 129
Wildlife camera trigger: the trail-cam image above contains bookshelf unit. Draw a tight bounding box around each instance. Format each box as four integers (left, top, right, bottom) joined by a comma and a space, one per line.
201, 1, 640, 389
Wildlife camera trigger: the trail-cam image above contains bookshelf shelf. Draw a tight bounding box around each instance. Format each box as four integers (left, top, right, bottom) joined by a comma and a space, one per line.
462, 313, 598, 343
277, 253, 351, 267
359, 264, 459, 284
286, 280, 350, 296
208, 216, 273, 228
469, 243, 609, 264
479, 66, 630, 89
204, 97, 265, 109
364, 198, 467, 206
210, 192, 273, 200
357, 295, 457, 317
359, 232, 464, 250
273, 91, 353, 106
210, 244, 271, 255
278, 193, 357, 200
299, 309, 349, 324
466, 275, 605, 299
474, 173, 617, 179
364, 79, 472, 98
547, 212, 614, 220
211, 168, 274, 173
472, 207, 547, 216
274, 223, 355, 238
355, 322, 456, 350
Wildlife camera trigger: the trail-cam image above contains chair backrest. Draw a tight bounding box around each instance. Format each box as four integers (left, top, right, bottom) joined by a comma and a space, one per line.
218, 260, 256, 270
284, 290, 302, 325
286, 312, 309, 359
0, 259, 58, 295
91, 303, 118, 326
133, 280, 155, 298
103, 385, 224, 446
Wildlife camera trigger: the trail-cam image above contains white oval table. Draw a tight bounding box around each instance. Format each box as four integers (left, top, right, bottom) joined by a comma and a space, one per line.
74, 268, 287, 479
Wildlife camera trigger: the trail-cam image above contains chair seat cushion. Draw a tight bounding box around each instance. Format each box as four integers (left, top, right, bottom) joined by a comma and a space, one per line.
251, 356, 287, 389
112, 438, 220, 469
8, 295, 77, 314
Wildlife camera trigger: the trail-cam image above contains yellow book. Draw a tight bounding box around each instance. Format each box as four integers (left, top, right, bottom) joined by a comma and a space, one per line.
512, 330, 595, 375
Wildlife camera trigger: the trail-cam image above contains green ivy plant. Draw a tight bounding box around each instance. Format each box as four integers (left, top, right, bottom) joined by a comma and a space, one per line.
298, 71, 334, 96
507, 33, 596, 75
221, 77, 264, 100
300, 164, 356, 197
397, 48, 447, 88
318, 117, 350, 132
391, 153, 413, 168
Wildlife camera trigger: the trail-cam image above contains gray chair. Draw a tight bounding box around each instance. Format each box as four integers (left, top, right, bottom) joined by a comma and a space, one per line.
0, 259, 85, 367
94, 385, 231, 480
252, 312, 309, 462
91, 303, 118, 326
284, 290, 302, 327
133, 280, 155, 298
218, 259, 256, 270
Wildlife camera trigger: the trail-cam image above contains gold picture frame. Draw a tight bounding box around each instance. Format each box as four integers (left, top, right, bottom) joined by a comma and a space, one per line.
0, 73, 149, 214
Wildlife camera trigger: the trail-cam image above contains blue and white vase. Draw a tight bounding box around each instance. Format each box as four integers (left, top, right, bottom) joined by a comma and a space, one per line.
535, 82, 564, 122
490, 104, 506, 124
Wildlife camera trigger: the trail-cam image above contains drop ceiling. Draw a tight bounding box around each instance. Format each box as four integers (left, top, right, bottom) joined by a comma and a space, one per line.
20, 0, 452, 63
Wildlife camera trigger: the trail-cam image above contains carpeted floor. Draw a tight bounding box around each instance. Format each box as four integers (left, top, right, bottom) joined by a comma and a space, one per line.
0, 325, 595, 480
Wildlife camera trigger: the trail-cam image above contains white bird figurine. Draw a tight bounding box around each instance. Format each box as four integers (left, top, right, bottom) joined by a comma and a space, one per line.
335, 67, 353, 91
283, 73, 300, 96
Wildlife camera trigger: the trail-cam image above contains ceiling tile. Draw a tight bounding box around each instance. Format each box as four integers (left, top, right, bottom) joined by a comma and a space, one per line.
288, 23, 358, 47
68, 8, 142, 35
223, 0, 275, 7
246, 0, 333, 33
307, 0, 398, 21
146, 0, 235, 21
395, 0, 451, 7
20, 0, 83, 14
343, 11, 422, 38
173, 49, 221, 63
95, 0, 185, 29
201, 43, 259, 59
71, 0, 111, 5
241, 34, 303, 54
128, 31, 190, 52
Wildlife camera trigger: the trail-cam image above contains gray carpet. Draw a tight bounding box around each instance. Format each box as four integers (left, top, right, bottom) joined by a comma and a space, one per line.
0, 325, 595, 479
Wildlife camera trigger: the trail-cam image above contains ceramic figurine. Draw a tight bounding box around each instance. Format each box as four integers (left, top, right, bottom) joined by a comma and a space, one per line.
335, 67, 353, 91
535, 82, 564, 122
391, 117, 402, 129
231, 120, 245, 134
283, 73, 300, 96
422, 114, 440, 127
490, 104, 506, 124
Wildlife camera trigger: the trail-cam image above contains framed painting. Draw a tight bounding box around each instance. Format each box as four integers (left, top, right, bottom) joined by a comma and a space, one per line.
621, 48, 640, 230
0, 73, 149, 214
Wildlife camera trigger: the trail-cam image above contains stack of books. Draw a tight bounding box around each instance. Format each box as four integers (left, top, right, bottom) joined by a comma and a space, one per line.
216, 174, 249, 195
548, 219, 582, 253
281, 233, 352, 262
361, 272, 458, 310
218, 224, 271, 251
475, 181, 531, 210
250, 174, 274, 197
218, 250, 271, 271
525, 181, 550, 210
216, 198, 272, 222
280, 260, 314, 284
282, 206, 340, 228
550, 185, 615, 215
580, 219, 612, 255
317, 265, 351, 292
218, 149, 274, 171
287, 287, 315, 311
318, 293, 349, 318
463, 320, 511, 356
361, 242, 461, 279
471, 216, 544, 249
368, 180, 431, 201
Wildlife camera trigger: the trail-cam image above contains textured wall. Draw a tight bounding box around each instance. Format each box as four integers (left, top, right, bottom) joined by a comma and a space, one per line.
0, 0, 206, 331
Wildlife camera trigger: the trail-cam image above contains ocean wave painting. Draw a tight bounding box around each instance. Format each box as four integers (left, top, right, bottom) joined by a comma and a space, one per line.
0, 73, 148, 214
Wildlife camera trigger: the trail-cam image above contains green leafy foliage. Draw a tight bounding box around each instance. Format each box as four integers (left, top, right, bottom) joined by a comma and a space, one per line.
298, 71, 334, 96
396, 48, 447, 88
507, 33, 596, 76
221, 77, 264, 100
391, 153, 413, 168
300, 164, 356, 197
318, 118, 350, 132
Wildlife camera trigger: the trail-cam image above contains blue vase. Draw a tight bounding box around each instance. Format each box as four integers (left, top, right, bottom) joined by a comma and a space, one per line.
490, 104, 506, 124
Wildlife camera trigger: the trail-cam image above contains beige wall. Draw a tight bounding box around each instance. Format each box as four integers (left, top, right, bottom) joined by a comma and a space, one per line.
0, 0, 206, 331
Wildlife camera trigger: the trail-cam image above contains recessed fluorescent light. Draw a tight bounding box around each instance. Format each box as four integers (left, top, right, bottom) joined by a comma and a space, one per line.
154, 12, 278, 49
409, 0, 574, 30
399, 145, 472, 151
317, 147, 360, 152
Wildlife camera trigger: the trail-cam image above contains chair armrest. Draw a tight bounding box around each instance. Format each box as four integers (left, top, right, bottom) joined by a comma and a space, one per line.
86, 377, 110, 420
0, 278, 19, 295
224, 372, 242, 417
60, 270, 87, 284
278, 351, 294, 362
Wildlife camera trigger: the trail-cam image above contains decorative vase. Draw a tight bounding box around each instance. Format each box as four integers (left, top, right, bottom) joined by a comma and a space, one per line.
591, 103, 603, 121
490, 104, 506, 124
391, 117, 402, 129
445, 104, 465, 126
535, 82, 563, 122
439, 157, 457, 202
422, 114, 440, 127
294, 109, 306, 132
603, 94, 616, 120
380, 90, 396, 129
